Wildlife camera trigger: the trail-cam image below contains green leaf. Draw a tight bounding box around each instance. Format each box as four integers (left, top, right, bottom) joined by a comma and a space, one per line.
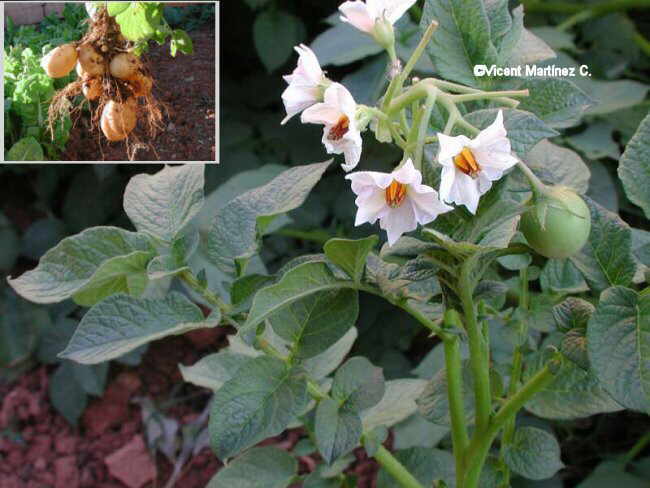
107, 2, 130, 16
209, 356, 309, 460
37, 317, 77, 364
561, 328, 589, 370
421, 0, 498, 87
7, 136, 44, 161
567, 121, 620, 160
524, 350, 622, 419
515, 140, 590, 194
377, 448, 455, 488
8, 227, 154, 304
0, 212, 20, 270
504, 427, 564, 480
552, 297, 594, 332
72, 362, 109, 396
253, 10, 305, 72
170, 29, 193, 57
206, 160, 332, 275
332, 357, 385, 412
507, 29, 555, 66
303, 327, 358, 380
540, 258, 588, 294
269, 288, 359, 359
72, 251, 152, 306
463, 109, 558, 157
124, 165, 204, 243
570, 199, 636, 292
231, 274, 274, 311
588, 286, 650, 413
576, 461, 648, 488
60, 292, 220, 364
49, 361, 87, 425
363, 425, 388, 456
115, 2, 161, 41
618, 113, 650, 220
513, 78, 592, 129
541, 52, 648, 116
361, 379, 428, 431
393, 414, 449, 450
21, 218, 67, 261
417, 360, 475, 426
0, 286, 50, 367
315, 397, 363, 464
324, 236, 378, 283
207, 446, 297, 488
310, 22, 383, 66
242, 261, 354, 343
179, 351, 250, 391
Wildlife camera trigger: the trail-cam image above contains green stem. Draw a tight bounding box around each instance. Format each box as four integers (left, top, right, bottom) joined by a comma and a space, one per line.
413, 91, 437, 170
516, 160, 547, 194
307, 375, 424, 488
464, 364, 556, 487
451, 90, 529, 106
399, 20, 438, 88
521, 0, 650, 15
459, 262, 492, 436
443, 311, 469, 484
373, 446, 426, 488
557, 10, 594, 31
179, 269, 232, 314
622, 430, 650, 465
633, 29, 650, 56
400, 300, 453, 341
499, 268, 529, 486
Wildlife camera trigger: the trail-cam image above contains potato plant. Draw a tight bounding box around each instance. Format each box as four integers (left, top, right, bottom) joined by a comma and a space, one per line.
8, 1, 650, 487
43, 2, 193, 155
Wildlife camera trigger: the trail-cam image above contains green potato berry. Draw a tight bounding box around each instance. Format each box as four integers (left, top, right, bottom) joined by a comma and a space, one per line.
520, 186, 591, 259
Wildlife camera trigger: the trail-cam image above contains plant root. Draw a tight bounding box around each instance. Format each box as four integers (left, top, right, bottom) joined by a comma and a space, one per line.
46, 6, 167, 160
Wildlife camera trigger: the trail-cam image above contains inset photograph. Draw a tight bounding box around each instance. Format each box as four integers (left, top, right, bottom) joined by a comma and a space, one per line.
4, 2, 218, 162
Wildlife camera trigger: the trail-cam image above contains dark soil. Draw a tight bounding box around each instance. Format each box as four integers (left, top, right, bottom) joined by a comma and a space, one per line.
0, 328, 380, 488
60, 26, 216, 162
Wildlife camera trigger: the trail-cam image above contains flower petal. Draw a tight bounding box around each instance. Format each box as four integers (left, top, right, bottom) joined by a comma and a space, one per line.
281, 85, 321, 124
341, 139, 363, 171
382, 0, 417, 24
408, 189, 452, 225
446, 169, 481, 214
346, 170, 393, 191
437, 133, 471, 166
339, 1, 376, 33
438, 164, 456, 203
301, 102, 341, 125
392, 159, 421, 186
380, 202, 417, 246
353, 188, 387, 226
293, 44, 323, 85
472, 110, 507, 148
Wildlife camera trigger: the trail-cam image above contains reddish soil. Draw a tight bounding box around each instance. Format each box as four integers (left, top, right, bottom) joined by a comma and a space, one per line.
0, 330, 380, 488
61, 26, 216, 162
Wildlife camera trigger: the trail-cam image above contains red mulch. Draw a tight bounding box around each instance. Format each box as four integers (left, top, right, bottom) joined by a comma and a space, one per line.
0, 330, 380, 488
60, 26, 216, 162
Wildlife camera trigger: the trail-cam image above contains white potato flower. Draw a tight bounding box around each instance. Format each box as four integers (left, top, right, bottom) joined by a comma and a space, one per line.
437, 110, 518, 214
281, 44, 328, 125
346, 159, 452, 246
339, 0, 417, 34
301, 82, 363, 171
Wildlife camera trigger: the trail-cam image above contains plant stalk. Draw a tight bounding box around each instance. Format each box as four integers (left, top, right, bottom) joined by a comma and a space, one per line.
373, 446, 426, 488
443, 317, 469, 484
464, 364, 555, 487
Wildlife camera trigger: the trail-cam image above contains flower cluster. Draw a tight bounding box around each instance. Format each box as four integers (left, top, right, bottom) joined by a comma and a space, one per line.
280, 0, 518, 245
